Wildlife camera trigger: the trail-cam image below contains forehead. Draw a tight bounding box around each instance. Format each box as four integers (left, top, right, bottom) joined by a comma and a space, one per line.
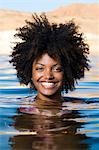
34, 53, 61, 65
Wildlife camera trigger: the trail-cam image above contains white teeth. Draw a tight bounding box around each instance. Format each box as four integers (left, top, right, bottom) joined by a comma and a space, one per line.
41, 82, 55, 88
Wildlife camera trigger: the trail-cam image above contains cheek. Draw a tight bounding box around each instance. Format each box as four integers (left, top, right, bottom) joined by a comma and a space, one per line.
59, 74, 64, 86
32, 73, 37, 82
32, 73, 38, 89
32, 71, 41, 82
32, 70, 36, 82
57, 73, 64, 81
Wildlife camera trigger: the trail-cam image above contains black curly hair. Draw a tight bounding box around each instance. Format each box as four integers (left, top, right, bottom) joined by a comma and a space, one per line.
10, 13, 90, 93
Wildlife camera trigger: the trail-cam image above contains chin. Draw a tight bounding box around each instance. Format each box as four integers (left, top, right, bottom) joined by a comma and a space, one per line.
40, 90, 61, 97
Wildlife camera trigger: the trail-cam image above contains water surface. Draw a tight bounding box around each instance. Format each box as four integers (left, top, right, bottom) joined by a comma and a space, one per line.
0, 55, 99, 150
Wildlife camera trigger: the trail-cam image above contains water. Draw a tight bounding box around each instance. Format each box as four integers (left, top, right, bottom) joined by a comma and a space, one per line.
0, 55, 99, 150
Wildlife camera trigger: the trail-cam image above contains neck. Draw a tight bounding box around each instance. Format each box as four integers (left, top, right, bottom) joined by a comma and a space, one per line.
35, 93, 63, 107
37, 92, 63, 101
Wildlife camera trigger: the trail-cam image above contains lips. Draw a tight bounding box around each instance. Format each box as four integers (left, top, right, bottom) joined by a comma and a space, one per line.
41, 82, 56, 89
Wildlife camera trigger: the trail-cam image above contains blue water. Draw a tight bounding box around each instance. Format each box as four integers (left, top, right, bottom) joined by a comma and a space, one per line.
0, 55, 99, 150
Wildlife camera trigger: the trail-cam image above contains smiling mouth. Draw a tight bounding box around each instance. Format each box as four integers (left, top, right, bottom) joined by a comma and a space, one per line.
41, 82, 56, 89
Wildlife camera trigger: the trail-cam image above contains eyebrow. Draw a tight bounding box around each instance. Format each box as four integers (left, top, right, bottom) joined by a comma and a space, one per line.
35, 63, 44, 66
35, 63, 60, 66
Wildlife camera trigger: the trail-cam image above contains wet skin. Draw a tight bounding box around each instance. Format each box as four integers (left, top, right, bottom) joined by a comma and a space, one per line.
32, 53, 64, 101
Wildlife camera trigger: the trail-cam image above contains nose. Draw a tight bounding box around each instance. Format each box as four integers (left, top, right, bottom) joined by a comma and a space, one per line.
44, 68, 54, 80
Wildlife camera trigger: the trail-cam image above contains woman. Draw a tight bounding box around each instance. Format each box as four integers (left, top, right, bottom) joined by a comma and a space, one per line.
10, 13, 90, 114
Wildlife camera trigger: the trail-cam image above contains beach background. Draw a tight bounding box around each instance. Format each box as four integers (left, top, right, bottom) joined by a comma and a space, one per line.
0, 3, 99, 56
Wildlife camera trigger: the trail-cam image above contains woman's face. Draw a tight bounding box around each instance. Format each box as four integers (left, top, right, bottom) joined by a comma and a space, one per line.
32, 53, 64, 99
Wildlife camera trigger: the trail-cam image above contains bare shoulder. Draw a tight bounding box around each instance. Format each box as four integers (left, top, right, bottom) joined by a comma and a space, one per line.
63, 97, 86, 104
62, 97, 86, 110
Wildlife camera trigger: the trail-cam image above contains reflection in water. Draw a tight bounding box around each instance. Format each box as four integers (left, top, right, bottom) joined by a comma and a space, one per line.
9, 98, 90, 150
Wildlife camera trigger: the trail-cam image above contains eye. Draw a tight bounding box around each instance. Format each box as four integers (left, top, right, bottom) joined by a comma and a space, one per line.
35, 67, 44, 71
53, 66, 63, 72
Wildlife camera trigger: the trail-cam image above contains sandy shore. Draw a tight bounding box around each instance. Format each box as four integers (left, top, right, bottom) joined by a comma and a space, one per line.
0, 4, 99, 56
